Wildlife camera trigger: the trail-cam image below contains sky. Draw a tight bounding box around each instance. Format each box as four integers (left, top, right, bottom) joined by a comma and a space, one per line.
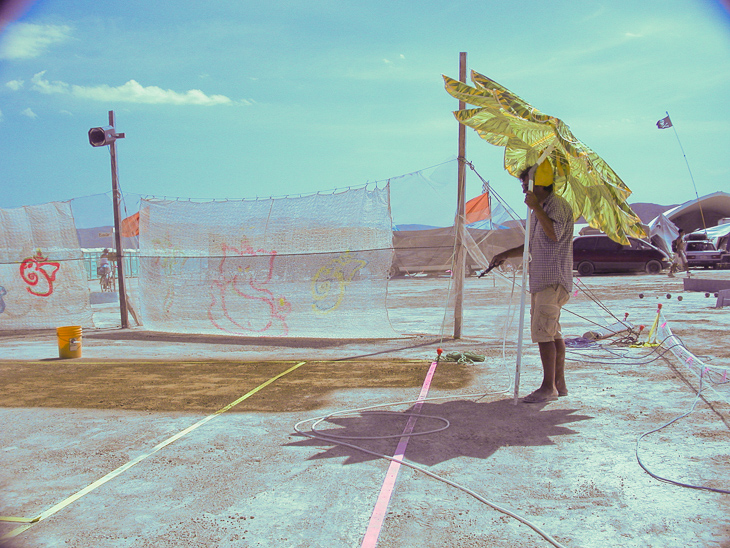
1, 0, 729, 226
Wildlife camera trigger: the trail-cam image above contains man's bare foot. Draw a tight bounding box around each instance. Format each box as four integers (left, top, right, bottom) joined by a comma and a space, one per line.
556, 380, 568, 397
522, 389, 559, 403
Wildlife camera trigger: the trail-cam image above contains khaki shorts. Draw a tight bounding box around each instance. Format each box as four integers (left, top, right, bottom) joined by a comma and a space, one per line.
530, 284, 570, 343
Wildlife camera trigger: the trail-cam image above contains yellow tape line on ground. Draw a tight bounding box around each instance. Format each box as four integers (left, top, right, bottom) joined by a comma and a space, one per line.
0, 361, 307, 542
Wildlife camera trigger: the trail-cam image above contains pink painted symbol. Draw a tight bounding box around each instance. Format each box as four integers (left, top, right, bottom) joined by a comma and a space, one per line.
723, 370, 727, 382
19, 250, 60, 297
661, 322, 667, 328
208, 243, 291, 335
686, 356, 693, 365
573, 288, 579, 297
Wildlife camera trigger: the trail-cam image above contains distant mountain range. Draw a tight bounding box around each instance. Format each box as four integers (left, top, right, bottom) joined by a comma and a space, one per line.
396, 203, 677, 231
629, 203, 678, 224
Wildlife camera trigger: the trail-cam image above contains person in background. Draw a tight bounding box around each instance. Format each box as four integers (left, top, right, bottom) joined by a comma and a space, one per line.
488, 160, 574, 403
98, 248, 112, 278
668, 229, 688, 277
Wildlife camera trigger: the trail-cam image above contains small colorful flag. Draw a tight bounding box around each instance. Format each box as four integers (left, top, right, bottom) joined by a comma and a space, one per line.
656, 115, 672, 129
465, 192, 491, 225
121, 211, 139, 237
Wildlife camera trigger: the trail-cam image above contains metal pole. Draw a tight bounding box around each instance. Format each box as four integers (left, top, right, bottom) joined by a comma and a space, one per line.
666, 111, 708, 232
513, 171, 534, 404
108, 110, 129, 328
513, 146, 553, 404
453, 51, 467, 339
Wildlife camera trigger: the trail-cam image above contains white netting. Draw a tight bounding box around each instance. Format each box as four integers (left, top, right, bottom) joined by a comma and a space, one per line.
0, 202, 93, 330
137, 186, 397, 338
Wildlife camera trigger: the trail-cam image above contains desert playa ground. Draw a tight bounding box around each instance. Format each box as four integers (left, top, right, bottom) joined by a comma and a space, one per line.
0, 270, 729, 547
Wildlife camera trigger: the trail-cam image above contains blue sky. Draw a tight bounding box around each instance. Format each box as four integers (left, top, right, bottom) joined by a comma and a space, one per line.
1, 0, 729, 225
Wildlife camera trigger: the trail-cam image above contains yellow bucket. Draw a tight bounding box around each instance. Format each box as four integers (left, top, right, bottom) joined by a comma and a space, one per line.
57, 325, 82, 359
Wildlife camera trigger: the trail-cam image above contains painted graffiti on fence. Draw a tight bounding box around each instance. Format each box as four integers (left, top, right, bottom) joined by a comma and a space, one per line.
208, 243, 291, 335
312, 251, 367, 314
151, 236, 188, 314
19, 250, 61, 297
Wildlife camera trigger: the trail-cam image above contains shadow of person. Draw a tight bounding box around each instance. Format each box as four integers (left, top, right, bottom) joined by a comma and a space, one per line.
287, 398, 593, 466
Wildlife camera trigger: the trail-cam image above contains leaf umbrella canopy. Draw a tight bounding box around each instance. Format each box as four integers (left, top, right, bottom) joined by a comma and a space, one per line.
444, 71, 646, 244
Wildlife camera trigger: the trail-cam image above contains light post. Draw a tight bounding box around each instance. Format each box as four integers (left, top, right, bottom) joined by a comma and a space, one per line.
88, 110, 129, 328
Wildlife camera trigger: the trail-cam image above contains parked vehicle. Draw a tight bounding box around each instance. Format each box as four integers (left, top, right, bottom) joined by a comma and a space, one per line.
685, 238, 724, 269
573, 235, 670, 276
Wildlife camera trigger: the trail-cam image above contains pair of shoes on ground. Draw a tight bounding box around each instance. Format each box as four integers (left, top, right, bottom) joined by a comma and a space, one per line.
522, 389, 568, 404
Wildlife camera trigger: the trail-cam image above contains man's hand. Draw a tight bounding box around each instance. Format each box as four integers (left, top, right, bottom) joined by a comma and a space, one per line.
524, 190, 540, 210
489, 253, 506, 270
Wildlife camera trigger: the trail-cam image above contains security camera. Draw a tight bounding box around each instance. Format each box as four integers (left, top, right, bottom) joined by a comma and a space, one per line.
88, 125, 125, 147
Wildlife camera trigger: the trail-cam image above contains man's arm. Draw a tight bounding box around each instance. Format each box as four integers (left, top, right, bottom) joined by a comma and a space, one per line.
525, 192, 557, 241
490, 244, 524, 268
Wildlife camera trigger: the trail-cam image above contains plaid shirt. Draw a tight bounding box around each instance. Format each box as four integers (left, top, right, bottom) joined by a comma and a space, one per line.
529, 193, 574, 294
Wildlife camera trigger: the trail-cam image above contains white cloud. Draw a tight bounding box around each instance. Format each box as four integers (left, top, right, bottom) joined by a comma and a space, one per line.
5, 79, 24, 90
382, 54, 407, 69
0, 23, 72, 60
74, 80, 233, 105
30, 71, 69, 94
29, 71, 235, 106
21, 108, 37, 119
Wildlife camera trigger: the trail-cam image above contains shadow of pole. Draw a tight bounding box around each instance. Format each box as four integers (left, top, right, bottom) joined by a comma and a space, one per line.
81, 330, 448, 354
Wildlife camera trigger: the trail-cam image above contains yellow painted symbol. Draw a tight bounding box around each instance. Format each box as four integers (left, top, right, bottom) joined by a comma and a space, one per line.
311, 251, 367, 314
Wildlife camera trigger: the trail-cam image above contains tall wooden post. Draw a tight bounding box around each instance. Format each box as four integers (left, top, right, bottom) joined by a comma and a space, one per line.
108, 110, 129, 328
453, 52, 467, 339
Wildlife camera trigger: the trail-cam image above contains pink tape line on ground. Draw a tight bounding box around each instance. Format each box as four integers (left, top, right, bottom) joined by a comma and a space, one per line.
360, 360, 439, 548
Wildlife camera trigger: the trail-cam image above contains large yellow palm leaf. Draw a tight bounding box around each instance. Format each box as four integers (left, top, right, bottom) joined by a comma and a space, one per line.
444, 71, 645, 244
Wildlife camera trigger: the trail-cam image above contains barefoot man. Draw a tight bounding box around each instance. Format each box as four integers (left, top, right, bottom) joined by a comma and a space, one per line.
489, 160, 574, 403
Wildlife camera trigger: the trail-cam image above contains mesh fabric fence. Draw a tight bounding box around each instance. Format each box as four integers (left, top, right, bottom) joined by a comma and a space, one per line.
0, 202, 93, 330
137, 186, 397, 338
0, 160, 529, 337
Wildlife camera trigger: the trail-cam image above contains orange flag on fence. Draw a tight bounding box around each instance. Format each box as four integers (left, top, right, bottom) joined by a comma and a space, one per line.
121, 212, 140, 237
465, 192, 491, 224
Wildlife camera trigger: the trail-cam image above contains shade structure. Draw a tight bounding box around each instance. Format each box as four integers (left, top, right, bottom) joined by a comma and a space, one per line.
444, 70, 645, 245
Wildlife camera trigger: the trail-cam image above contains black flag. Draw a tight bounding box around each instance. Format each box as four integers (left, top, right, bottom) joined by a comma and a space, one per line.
656, 115, 672, 129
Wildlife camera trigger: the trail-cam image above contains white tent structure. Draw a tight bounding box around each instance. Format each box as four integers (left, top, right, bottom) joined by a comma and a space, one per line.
648, 213, 679, 255
659, 191, 730, 232
649, 191, 730, 252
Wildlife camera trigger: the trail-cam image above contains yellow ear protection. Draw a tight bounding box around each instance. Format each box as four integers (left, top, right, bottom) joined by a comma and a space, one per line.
533, 159, 554, 187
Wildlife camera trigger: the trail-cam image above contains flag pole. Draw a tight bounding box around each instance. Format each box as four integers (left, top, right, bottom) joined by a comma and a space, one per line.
664, 111, 708, 233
